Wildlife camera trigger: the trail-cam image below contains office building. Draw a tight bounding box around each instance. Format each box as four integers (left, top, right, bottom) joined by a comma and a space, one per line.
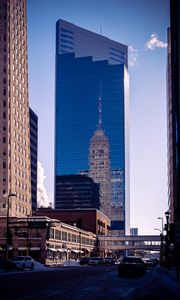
56, 174, 100, 209
0, 0, 31, 217
55, 19, 130, 234
168, 0, 180, 226
29, 108, 38, 211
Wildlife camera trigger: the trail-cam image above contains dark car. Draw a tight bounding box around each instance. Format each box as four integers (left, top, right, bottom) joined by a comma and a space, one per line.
103, 257, 115, 266
118, 256, 147, 277
80, 257, 90, 265
89, 257, 104, 266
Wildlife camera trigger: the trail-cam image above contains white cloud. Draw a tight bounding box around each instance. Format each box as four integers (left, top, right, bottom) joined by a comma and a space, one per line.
37, 161, 51, 208
145, 33, 167, 50
129, 46, 138, 67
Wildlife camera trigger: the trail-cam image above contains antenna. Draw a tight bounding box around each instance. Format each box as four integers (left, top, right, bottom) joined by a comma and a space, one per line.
100, 25, 103, 35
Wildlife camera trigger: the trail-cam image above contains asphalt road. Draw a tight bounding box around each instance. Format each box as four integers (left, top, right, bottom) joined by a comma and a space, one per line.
0, 265, 179, 300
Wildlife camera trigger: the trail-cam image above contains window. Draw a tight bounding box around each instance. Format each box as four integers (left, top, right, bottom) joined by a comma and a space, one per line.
60, 28, 73, 35
3, 162, 6, 168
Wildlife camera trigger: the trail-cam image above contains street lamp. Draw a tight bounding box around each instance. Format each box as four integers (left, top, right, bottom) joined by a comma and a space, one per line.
165, 211, 171, 266
165, 211, 170, 229
154, 228, 163, 264
157, 217, 164, 265
6, 193, 16, 261
157, 217, 164, 235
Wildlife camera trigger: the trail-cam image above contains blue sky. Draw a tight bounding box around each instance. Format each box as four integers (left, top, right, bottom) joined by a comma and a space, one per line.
27, 0, 170, 234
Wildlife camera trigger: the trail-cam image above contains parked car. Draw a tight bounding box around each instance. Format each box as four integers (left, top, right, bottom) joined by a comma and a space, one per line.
144, 258, 159, 267
118, 256, 146, 277
80, 257, 90, 265
103, 257, 115, 266
89, 257, 104, 266
11, 256, 34, 270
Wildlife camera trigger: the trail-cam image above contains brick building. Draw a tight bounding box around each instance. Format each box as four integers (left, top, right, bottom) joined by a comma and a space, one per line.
0, 216, 97, 263
33, 208, 110, 235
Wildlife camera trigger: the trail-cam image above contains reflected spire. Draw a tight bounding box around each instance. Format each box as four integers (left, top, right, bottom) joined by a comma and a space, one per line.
98, 80, 102, 130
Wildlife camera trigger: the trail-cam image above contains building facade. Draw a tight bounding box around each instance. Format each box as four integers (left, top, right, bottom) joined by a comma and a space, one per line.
168, 0, 180, 226
0, 216, 97, 263
166, 0, 180, 261
0, 0, 31, 217
33, 207, 110, 235
29, 108, 38, 211
55, 174, 100, 210
55, 19, 130, 234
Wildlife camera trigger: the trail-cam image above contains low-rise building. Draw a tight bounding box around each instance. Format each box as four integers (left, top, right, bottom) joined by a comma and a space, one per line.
0, 216, 97, 263
33, 208, 111, 235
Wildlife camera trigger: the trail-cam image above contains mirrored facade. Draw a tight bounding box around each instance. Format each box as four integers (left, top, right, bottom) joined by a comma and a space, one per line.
55, 20, 130, 234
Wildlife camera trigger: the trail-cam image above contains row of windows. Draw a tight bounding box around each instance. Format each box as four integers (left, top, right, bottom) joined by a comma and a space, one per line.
60, 27, 73, 35
60, 38, 73, 45
1, 201, 29, 215
13, 154, 27, 168
14, 177, 27, 190
13, 166, 28, 180
13, 118, 28, 130
110, 47, 126, 57
61, 44, 74, 50
109, 56, 122, 63
50, 228, 95, 245
109, 51, 126, 60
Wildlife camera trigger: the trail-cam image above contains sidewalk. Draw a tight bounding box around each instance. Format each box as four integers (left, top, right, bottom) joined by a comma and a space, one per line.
0, 259, 81, 273
131, 265, 180, 300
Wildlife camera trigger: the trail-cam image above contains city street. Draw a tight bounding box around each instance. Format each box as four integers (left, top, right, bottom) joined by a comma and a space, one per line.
0, 264, 180, 300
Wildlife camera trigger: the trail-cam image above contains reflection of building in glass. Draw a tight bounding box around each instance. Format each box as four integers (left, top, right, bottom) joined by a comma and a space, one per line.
89, 94, 111, 218
56, 175, 100, 209
110, 169, 125, 234
130, 228, 138, 236
55, 19, 130, 234
29, 108, 38, 212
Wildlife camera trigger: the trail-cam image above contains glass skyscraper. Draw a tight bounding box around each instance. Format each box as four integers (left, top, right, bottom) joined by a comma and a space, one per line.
168, 0, 180, 227
29, 108, 38, 212
55, 19, 130, 234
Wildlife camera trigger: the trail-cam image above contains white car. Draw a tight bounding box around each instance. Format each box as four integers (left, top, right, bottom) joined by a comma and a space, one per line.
12, 256, 34, 270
